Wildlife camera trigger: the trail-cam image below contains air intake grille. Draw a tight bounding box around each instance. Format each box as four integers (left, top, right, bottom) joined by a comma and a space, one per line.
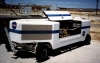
21, 25, 52, 40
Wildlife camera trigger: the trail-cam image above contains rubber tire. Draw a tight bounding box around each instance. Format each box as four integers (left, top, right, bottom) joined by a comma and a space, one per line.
84, 34, 91, 45
36, 45, 48, 61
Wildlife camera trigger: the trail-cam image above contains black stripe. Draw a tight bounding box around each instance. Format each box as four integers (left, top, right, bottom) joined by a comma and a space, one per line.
10, 26, 90, 34
47, 14, 71, 16
81, 26, 90, 29
9, 29, 59, 34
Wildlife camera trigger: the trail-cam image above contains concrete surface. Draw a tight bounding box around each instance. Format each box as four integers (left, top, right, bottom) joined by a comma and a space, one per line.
0, 40, 100, 63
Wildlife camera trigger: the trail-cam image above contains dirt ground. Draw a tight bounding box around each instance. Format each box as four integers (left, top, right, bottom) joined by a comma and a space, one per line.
90, 22, 100, 41
90, 33, 100, 41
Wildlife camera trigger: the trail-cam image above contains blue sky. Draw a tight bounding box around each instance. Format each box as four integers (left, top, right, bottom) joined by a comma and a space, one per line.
5, 0, 100, 9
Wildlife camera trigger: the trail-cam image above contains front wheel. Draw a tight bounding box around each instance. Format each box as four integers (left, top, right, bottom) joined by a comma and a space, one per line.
84, 34, 91, 45
36, 45, 48, 61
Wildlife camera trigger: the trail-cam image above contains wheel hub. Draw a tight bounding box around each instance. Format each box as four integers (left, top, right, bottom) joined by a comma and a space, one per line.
41, 49, 47, 58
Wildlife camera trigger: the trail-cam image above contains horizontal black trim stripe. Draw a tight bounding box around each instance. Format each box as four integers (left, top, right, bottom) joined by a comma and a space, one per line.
46, 14, 71, 17
81, 26, 90, 29
9, 29, 59, 34
10, 26, 90, 34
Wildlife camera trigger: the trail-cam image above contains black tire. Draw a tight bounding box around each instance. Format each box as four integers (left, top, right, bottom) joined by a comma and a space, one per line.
36, 45, 48, 61
84, 34, 91, 45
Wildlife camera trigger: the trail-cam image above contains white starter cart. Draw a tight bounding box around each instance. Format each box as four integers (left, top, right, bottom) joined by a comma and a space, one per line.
9, 11, 91, 61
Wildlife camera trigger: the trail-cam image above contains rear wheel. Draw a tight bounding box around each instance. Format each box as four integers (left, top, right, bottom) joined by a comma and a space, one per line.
84, 34, 91, 45
36, 45, 48, 61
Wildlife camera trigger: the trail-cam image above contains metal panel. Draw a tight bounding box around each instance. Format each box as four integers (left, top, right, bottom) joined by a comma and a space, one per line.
22, 25, 52, 30
21, 25, 52, 40
44, 11, 73, 21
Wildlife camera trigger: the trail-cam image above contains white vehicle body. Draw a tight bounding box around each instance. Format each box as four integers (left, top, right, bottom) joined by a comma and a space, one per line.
9, 11, 91, 60
10, 19, 90, 49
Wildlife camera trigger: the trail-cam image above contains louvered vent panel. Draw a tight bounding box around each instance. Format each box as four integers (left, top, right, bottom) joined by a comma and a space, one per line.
21, 25, 52, 40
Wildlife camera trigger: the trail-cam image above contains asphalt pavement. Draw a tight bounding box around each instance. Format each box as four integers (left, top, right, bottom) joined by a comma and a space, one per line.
0, 40, 100, 63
